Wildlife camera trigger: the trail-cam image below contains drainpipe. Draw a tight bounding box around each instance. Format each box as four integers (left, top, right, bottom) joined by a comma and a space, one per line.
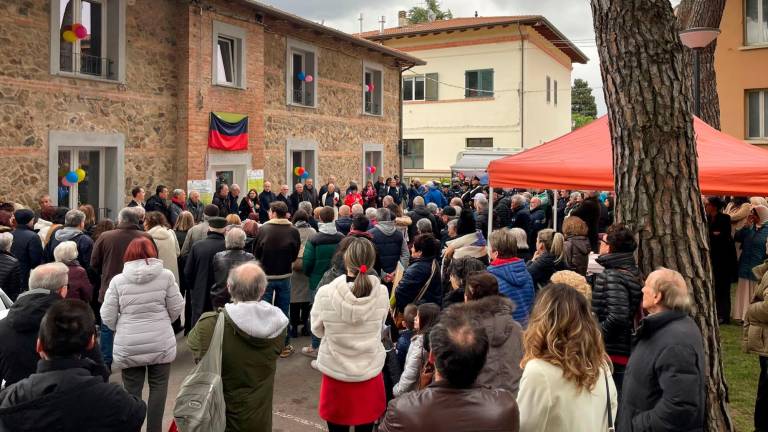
518, 25, 525, 149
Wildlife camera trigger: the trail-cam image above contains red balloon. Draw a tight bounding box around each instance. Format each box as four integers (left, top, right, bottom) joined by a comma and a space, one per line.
297, 167, 305, 176
370, 166, 377, 174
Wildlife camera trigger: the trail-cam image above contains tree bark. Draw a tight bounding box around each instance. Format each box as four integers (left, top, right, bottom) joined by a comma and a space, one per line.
676, 0, 726, 129
591, 1, 733, 431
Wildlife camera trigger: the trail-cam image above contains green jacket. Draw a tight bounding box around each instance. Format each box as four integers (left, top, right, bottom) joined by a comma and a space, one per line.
303, 231, 344, 298
188, 309, 285, 432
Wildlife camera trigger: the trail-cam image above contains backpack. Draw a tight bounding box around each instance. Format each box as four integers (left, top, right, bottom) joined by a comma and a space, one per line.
173, 313, 227, 432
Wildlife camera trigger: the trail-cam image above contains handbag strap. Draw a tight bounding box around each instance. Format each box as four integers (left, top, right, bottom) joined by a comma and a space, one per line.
604, 372, 615, 432
198, 312, 226, 375
413, 260, 438, 304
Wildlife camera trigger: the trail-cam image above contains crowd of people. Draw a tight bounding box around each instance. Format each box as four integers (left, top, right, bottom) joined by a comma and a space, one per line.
0, 174, 765, 432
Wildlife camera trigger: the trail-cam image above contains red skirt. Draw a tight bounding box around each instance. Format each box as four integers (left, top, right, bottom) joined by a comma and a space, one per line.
318, 373, 386, 425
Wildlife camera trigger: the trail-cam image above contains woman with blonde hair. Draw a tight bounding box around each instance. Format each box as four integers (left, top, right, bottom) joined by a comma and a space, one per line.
550, 270, 592, 302
526, 229, 566, 290
79, 204, 97, 237
518, 283, 617, 432
225, 213, 242, 226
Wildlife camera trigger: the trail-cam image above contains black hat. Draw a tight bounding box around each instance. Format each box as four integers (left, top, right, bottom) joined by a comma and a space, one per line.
208, 217, 227, 229
14, 209, 34, 226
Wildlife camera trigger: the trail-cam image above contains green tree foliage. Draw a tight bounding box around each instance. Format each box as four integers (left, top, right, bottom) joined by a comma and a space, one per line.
407, 0, 453, 24
572, 113, 595, 130
571, 78, 597, 118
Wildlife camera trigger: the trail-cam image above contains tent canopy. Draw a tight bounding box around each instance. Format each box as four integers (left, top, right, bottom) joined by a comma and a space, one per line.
487, 115, 768, 196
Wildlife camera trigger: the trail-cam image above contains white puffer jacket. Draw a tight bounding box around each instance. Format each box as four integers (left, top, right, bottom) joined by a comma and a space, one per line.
147, 226, 180, 283
101, 258, 184, 370
311, 274, 389, 382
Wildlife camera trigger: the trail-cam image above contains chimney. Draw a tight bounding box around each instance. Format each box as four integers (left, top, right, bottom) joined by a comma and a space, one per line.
398, 10, 408, 27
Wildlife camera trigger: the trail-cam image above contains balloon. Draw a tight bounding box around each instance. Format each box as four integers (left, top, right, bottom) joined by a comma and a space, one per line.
297, 167, 305, 176
304, 75, 313, 83
297, 71, 306, 81
61, 177, 73, 187
369, 83, 375, 93
301, 171, 310, 179
62, 31, 77, 43
75, 168, 86, 182
65, 171, 79, 183
294, 167, 301, 176
74, 24, 88, 39
370, 166, 377, 174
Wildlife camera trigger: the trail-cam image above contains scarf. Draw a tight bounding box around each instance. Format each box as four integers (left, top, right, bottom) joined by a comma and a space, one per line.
319, 222, 338, 235
491, 257, 521, 266
172, 197, 186, 210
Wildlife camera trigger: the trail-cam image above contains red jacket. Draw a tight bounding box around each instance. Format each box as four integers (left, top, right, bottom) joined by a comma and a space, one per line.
64, 261, 93, 303
344, 193, 364, 207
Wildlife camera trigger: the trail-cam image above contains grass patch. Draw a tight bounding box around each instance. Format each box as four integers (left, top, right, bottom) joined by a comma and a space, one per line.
721, 322, 757, 432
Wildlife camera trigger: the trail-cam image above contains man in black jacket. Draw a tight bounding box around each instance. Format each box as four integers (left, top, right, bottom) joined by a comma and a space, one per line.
617, 268, 705, 431
408, 197, 437, 243
258, 182, 276, 223
212, 183, 231, 217
127, 186, 145, 208
144, 185, 171, 222
0, 263, 108, 388
508, 195, 531, 235
0, 299, 145, 432
335, 205, 353, 235
570, 190, 601, 252
184, 217, 227, 329
11, 209, 43, 293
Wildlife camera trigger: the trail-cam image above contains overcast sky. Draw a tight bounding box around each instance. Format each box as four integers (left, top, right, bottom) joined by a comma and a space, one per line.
265, 0, 683, 116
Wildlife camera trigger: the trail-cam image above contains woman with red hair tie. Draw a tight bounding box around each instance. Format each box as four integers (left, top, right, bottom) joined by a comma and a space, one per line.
100, 237, 184, 432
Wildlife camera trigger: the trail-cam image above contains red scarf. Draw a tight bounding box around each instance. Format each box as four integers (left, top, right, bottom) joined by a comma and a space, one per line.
171, 197, 186, 210
491, 257, 521, 266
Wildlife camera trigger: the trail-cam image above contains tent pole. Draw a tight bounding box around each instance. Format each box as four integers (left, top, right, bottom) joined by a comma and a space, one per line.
488, 187, 494, 253
552, 189, 558, 231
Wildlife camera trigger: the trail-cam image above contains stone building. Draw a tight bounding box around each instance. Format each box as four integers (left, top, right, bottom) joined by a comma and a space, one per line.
0, 0, 422, 218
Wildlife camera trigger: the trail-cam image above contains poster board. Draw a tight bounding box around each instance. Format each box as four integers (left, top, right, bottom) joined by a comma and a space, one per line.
247, 169, 264, 193
187, 179, 213, 205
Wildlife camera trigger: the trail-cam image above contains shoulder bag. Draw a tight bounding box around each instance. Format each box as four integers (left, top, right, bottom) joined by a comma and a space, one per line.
604, 371, 615, 432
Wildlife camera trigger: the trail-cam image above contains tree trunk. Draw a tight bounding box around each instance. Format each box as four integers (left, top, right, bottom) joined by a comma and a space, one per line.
676, 0, 726, 129
591, 1, 733, 431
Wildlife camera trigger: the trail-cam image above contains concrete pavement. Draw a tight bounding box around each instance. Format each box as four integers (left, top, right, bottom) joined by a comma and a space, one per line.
110, 335, 326, 432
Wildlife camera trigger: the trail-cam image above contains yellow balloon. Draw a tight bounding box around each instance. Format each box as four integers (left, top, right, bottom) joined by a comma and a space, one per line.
75, 168, 86, 182
62, 30, 77, 43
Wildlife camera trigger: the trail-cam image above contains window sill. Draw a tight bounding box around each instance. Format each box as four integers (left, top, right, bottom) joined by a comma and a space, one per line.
288, 102, 317, 109
53, 72, 124, 85
213, 83, 246, 90
463, 96, 495, 101
363, 111, 383, 117
746, 139, 768, 144
739, 44, 768, 51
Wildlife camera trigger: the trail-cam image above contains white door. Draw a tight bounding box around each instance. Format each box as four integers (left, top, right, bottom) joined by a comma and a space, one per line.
57, 147, 106, 218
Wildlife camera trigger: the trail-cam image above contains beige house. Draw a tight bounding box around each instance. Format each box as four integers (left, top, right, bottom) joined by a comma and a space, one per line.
360, 15, 588, 178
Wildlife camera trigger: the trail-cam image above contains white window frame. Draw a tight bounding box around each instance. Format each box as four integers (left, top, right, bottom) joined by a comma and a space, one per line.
747, 89, 768, 139
212, 21, 246, 89
363, 61, 384, 116
286, 38, 319, 108
402, 75, 425, 101
745, 0, 768, 46
50, 0, 126, 82
363, 144, 384, 182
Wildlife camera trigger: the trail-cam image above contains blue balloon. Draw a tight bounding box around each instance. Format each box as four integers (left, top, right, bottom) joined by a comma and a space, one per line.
297, 71, 306, 81
65, 171, 79, 183
301, 171, 310, 179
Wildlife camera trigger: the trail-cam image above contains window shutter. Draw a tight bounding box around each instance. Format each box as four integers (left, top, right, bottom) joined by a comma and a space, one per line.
484, 70, 494, 96
425, 73, 438, 101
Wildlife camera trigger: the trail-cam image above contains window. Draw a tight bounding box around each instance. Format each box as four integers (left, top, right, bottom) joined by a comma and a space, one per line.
747, 90, 768, 139
364, 145, 383, 182
746, 0, 768, 45
546, 76, 551, 103
402, 139, 424, 169
212, 21, 246, 88
364, 63, 383, 115
287, 39, 318, 107
403, 75, 424, 101
465, 69, 494, 98
466, 138, 493, 148
52, 0, 124, 81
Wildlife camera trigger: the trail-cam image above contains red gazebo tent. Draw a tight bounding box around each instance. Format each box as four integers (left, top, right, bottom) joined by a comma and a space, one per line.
487, 115, 768, 196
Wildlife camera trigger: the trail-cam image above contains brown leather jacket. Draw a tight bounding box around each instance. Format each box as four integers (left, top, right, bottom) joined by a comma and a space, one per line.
378, 381, 519, 432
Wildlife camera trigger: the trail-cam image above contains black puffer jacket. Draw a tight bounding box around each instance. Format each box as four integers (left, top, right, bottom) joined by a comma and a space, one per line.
395, 257, 442, 311
591, 252, 643, 358
563, 234, 590, 276
493, 197, 512, 229
0, 250, 21, 301
210, 249, 255, 307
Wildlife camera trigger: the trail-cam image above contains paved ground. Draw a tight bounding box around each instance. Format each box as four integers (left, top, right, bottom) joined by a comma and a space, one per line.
110, 334, 326, 432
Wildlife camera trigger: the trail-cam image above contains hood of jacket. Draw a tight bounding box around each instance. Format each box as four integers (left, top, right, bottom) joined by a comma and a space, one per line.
5, 290, 60, 332
375, 220, 397, 236
224, 301, 289, 340
488, 259, 529, 290
566, 234, 590, 250
147, 225, 173, 241
328, 274, 386, 325
121, 258, 164, 284
596, 252, 637, 270
459, 295, 518, 347
411, 207, 432, 218
53, 226, 83, 242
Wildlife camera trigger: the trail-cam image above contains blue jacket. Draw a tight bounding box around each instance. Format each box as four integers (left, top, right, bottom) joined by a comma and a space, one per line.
487, 259, 535, 328
424, 186, 447, 208
736, 225, 768, 280
395, 257, 442, 311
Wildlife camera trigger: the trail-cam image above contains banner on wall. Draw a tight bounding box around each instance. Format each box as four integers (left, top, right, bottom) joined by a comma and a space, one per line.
208, 112, 249, 151
187, 179, 214, 205
247, 169, 264, 193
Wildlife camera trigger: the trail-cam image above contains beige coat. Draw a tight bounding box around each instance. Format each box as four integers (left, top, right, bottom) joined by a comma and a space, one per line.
726, 202, 752, 235
744, 261, 768, 356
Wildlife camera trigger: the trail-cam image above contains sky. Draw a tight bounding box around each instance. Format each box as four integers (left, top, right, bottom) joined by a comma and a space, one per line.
264, 0, 684, 116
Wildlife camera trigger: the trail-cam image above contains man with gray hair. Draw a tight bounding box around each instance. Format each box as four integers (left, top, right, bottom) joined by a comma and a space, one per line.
369, 208, 409, 283
43, 209, 93, 270
408, 196, 437, 242
169, 188, 187, 227
211, 227, 254, 308
351, 203, 364, 218
0, 232, 20, 301
617, 268, 705, 431
365, 207, 378, 226
509, 194, 531, 234
186, 190, 204, 223
0, 262, 109, 387
474, 195, 489, 239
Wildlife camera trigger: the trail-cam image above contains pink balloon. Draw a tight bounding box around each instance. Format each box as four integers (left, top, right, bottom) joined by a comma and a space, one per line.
61, 177, 73, 187
304, 75, 314, 83
74, 25, 88, 39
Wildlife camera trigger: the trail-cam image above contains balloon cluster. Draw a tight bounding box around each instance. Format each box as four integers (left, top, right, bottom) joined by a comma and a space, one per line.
293, 166, 310, 179
366, 165, 377, 174
364, 83, 375, 93
296, 72, 314, 83
62, 23, 88, 44
61, 169, 86, 187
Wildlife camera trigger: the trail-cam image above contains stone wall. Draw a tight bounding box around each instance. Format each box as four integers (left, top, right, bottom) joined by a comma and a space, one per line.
262, 19, 402, 188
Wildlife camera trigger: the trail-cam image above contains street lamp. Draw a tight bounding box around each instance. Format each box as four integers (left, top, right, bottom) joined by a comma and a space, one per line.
679, 27, 721, 117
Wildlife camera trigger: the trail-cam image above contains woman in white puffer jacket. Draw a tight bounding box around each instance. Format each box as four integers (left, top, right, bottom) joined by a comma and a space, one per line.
100, 236, 184, 432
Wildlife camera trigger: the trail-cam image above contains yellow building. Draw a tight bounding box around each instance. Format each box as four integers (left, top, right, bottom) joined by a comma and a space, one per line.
715, 0, 768, 147
359, 15, 588, 178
